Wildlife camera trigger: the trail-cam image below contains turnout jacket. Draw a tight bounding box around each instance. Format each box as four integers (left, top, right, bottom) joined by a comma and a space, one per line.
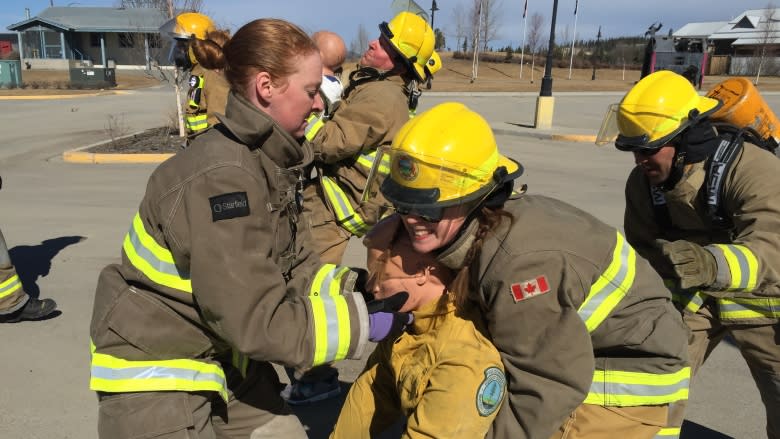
304, 69, 410, 236
445, 195, 689, 439
185, 64, 230, 134
90, 92, 369, 401
625, 140, 780, 324
331, 297, 506, 439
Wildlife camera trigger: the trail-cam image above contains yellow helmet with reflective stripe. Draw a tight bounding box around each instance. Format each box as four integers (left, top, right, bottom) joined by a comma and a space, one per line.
613, 70, 720, 151
380, 11, 435, 82
381, 102, 522, 213
160, 12, 215, 41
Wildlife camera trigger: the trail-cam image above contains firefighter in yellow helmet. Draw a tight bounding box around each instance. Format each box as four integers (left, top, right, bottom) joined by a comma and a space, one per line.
602, 70, 780, 438
366, 101, 690, 438
160, 12, 230, 137
287, 11, 437, 406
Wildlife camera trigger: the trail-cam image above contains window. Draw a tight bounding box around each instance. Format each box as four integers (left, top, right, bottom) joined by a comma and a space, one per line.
147, 33, 162, 49
90, 33, 102, 48
118, 33, 135, 48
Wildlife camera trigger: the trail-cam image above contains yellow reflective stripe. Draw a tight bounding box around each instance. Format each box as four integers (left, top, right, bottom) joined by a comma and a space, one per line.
717, 297, 780, 320
578, 231, 636, 332
90, 341, 228, 401
356, 150, 390, 176
584, 367, 690, 406
122, 213, 192, 293
655, 427, 681, 438
0, 274, 22, 299
666, 279, 706, 314
709, 244, 758, 291
308, 264, 353, 365
305, 114, 325, 141
185, 114, 208, 132
321, 176, 369, 236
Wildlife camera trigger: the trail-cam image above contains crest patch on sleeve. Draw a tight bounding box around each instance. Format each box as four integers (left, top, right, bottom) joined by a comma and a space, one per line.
210, 192, 250, 221
476, 366, 506, 417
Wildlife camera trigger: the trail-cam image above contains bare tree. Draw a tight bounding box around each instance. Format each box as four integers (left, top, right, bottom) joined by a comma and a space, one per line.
527, 13, 545, 56
350, 24, 370, 57
465, 0, 502, 51
452, 2, 469, 52
755, 3, 778, 84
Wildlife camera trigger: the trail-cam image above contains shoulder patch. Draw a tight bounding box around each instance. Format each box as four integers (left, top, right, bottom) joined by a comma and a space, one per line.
510, 275, 551, 302
210, 192, 250, 222
476, 366, 505, 417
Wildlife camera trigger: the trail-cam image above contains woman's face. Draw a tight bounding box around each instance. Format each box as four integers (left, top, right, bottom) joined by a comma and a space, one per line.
399, 205, 470, 254
264, 52, 324, 138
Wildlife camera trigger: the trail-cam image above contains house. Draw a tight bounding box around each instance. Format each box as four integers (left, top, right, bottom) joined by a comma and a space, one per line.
6, 6, 172, 70
674, 8, 780, 75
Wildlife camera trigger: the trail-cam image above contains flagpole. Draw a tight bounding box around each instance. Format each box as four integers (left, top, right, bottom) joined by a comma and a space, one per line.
520, 6, 527, 79
568, 0, 579, 79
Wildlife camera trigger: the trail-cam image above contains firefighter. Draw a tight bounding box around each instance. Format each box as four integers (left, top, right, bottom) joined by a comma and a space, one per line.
160, 12, 230, 137
329, 212, 506, 438
601, 70, 780, 438
89, 18, 408, 439
368, 102, 691, 439
302, 11, 436, 264
0, 224, 58, 323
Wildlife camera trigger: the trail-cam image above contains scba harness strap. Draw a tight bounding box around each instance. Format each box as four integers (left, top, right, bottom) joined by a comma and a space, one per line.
649, 131, 743, 231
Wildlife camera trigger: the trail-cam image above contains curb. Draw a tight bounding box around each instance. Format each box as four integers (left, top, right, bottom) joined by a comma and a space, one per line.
62, 131, 175, 164
0, 90, 129, 100
492, 127, 597, 143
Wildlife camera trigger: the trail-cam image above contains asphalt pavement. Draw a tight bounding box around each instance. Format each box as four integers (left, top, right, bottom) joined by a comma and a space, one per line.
0, 84, 774, 439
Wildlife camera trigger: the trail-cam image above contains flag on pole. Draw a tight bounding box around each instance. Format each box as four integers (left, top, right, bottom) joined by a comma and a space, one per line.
574, 0, 579, 15
523, 0, 528, 18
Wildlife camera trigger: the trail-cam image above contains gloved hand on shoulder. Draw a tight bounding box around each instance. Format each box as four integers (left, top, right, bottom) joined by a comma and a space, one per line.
655, 239, 717, 289
319, 75, 343, 117
366, 291, 413, 342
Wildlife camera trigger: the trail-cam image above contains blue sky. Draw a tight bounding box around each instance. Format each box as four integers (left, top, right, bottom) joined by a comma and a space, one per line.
3, 0, 776, 50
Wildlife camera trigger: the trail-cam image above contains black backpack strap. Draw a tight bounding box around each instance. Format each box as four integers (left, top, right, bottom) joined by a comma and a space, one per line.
704, 133, 742, 229
649, 184, 674, 229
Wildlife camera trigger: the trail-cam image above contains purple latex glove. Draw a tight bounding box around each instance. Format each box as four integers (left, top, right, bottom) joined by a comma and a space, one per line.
368, 311, 414, 342
366, 292, 412, 342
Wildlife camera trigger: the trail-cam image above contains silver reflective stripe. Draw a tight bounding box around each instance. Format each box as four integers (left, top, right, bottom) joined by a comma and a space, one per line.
127, 224, 190, 280
319, 267, 343, 363
91, 365, 225, 385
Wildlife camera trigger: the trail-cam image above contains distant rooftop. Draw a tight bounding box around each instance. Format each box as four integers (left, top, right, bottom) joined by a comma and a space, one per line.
7, 6, 167, 32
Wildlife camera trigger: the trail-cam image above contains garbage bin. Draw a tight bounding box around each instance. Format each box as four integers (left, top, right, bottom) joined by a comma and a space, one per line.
69, 60, 116, 89
0, 60, 22, 88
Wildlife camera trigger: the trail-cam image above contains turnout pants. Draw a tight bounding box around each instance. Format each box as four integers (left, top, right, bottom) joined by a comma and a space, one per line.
302, 182, 351, 265
671, 301, 780, 439
550, 403, 669, 439
0, 226, 28, 314
97, 361, 307, 439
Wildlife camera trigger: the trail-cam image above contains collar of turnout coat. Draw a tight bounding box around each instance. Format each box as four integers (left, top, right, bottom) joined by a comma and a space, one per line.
217, 92, 310, 169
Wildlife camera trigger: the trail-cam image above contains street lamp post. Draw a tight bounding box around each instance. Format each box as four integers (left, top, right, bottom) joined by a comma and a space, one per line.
591, 25, 602, 81
540, 0, 559, 97
534, 0, 559, 129
430, 0, 439, 30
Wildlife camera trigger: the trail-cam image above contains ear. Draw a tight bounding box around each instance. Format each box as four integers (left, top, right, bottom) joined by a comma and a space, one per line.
254, 71, 273, 103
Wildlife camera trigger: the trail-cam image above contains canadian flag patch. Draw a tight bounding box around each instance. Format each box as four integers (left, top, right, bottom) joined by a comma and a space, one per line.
510, 275, 550, 302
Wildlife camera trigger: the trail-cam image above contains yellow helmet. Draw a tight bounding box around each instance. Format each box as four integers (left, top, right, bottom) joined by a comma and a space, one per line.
422, 51, 442, 80
381, 102, 522, 216
596, 70, 720, 151
160, 12, 215, 41
380, 11, 435, 82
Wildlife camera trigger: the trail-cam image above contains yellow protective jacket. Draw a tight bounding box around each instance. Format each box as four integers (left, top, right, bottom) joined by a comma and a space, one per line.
625, 139, 780, 324
331, 297, 506, 439
439, 195, 690, 439
89, 92, 370, 402
303, 68, 410, 237
185, 64, 230, 134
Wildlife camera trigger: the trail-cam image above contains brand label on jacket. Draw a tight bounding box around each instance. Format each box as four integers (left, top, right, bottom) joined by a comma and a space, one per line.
510, 275, 550, 302
210, 192, 250, 221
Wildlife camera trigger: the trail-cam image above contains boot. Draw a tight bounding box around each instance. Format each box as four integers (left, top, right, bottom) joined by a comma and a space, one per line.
0, 297, 58, 323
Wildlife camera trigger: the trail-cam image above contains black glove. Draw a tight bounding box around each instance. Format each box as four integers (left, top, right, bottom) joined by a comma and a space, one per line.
655, 239, 717, 289
366, 292, 412, 342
